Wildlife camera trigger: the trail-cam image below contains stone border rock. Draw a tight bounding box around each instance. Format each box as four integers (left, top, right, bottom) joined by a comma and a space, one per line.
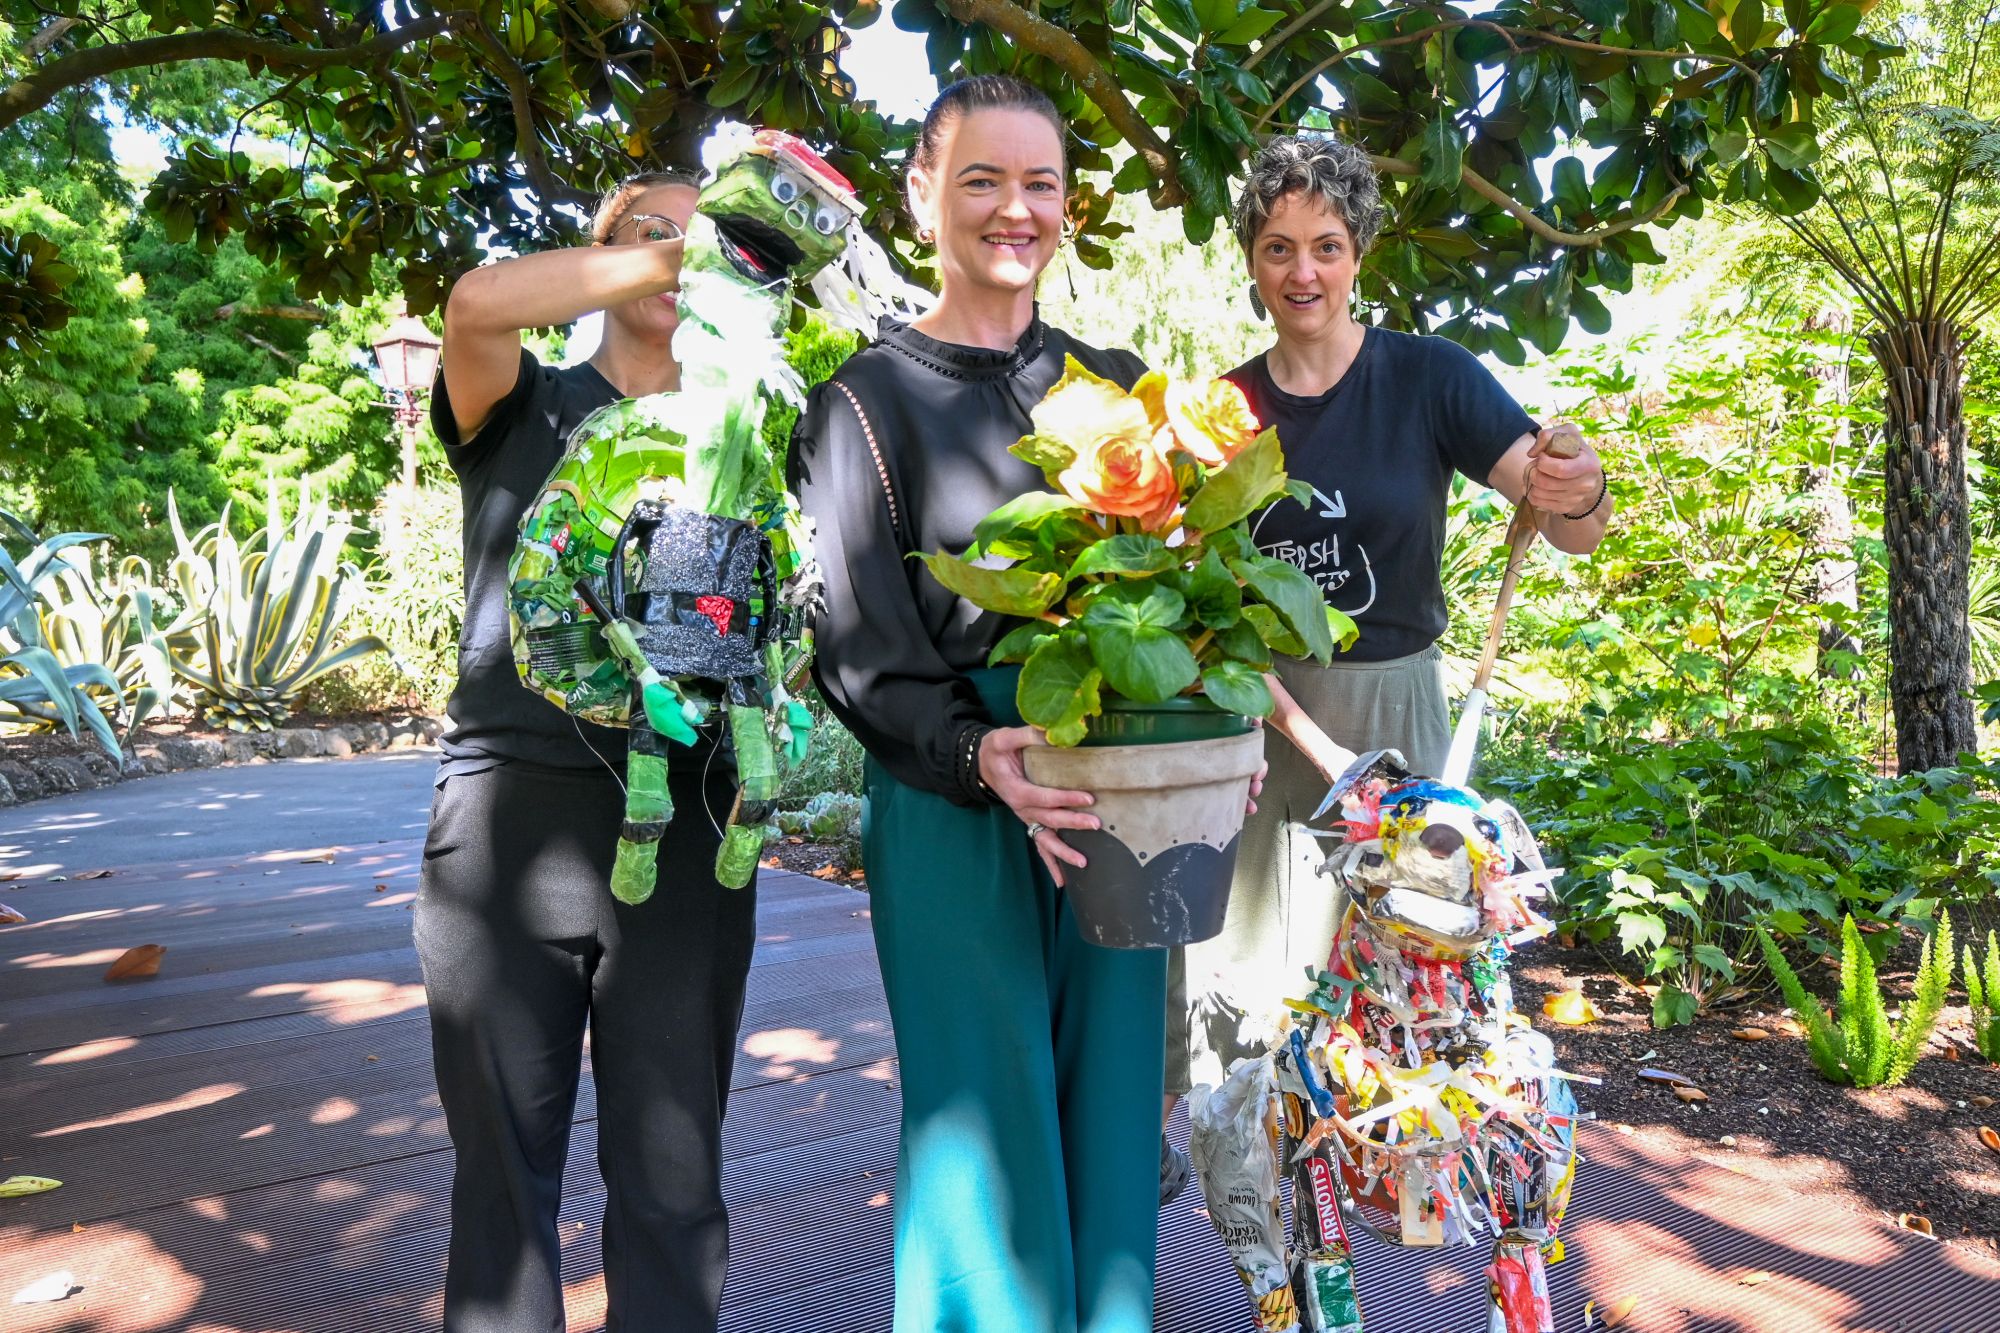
0, 716, 445, 807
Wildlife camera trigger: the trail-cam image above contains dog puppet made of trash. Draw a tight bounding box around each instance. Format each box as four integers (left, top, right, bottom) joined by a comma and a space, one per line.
1191, 772, 1585, 1333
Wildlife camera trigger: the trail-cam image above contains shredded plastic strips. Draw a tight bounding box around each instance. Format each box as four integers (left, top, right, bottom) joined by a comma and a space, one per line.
1191, 773, 1589, 1333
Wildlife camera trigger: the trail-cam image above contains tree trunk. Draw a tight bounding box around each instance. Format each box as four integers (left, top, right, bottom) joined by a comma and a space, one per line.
1803, 309, 1861, 695
1869, 318, 1977, 773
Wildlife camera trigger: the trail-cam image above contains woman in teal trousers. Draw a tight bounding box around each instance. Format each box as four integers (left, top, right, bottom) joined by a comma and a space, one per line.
791, 75, 1223, 1332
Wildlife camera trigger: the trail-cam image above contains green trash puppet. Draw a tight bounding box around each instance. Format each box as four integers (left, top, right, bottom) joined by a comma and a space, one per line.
505, 124, 921, 901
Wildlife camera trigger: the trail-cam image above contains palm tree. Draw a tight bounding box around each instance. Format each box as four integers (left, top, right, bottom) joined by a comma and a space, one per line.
1775, 0, 2000, 771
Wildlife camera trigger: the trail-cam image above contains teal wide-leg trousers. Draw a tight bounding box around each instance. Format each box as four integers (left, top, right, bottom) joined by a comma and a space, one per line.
861, 672, 1166, 1333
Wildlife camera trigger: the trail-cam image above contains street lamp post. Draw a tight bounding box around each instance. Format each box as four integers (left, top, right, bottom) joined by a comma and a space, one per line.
369, 311, 443, 494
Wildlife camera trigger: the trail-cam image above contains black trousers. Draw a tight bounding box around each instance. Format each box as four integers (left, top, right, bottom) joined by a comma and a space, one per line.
414, 754, 757, 1333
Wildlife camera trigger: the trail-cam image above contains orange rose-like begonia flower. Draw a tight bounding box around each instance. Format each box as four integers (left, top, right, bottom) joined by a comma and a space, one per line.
1052, 422, 1183, 531
1165, 377, 1261, 467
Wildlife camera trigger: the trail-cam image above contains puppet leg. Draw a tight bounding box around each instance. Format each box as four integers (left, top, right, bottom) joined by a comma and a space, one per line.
610, 719, 675, 905
713, 701, 778, 889
1485, 1235, 1553, 1333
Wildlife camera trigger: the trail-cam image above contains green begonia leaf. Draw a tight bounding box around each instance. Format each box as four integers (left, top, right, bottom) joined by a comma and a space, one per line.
988, 620, 1057, 666
916, 552, 1064, 617
1214, 617, 1272, 667
1068, 534, 1179, 580
972, 492, 1085, 557
1184, 427, 1287, 534
1018, 631, 1103, 747
1201, 660, 1274, 717
1240, 603, 1306, 657
1229, 555, 1334, 663
1079, 582, 1199, 704
1169, 546, 1243, 629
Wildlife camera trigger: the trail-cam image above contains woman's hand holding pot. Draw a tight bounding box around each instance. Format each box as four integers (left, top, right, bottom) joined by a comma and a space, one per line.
979, 726, 1098, 887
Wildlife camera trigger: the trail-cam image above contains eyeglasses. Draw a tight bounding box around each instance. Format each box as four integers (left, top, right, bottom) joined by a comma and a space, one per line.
610, 213, 686, 245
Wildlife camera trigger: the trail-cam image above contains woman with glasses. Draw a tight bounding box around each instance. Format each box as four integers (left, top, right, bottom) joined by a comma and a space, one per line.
418, 171, 758, 1333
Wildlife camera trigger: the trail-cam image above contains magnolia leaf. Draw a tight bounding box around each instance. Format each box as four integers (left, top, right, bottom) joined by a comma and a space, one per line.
1420, 113, 1466, 190
1068, 534, 1178, 580
1018, 632, 1103, 747
1228, 555, 1334, 662
1199, 660, 1273, 717
988, 620, 1057, 666
916, 553, 1064, 617
103, 944, 165, 981
1080, 582, 1198, 704
1184, 427, 1287, 533
1542, 990, 1603, 1024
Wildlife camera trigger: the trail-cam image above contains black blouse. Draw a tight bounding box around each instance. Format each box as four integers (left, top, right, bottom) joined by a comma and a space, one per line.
790, 315, 1146, 806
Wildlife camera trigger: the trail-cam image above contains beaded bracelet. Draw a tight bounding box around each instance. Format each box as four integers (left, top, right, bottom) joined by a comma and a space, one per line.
1564, 475, 1608, 522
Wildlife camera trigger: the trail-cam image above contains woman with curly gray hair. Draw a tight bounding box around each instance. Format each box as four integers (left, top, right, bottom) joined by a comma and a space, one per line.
1160, 132, 1612, 1135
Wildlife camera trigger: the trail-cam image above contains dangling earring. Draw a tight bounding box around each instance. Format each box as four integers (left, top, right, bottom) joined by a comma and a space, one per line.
1247, 283, 1267, 322
917, 226, 935, 247
1062, 219, 1078, 302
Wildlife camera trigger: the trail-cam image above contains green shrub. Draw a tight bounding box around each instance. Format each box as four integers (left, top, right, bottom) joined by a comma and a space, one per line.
1965, 931, 2000, 1063
299, 483, 462, 716
777, 689, 863, 807
1487, 724, 2000, 1027
1757, 913, 1955, 1088
166, 483, 388, 730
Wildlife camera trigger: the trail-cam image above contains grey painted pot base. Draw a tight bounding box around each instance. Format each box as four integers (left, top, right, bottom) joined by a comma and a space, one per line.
1024, 728, 1265, 950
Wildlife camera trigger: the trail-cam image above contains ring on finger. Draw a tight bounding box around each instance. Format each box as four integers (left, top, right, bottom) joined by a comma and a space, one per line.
1025, 822, 1048, 840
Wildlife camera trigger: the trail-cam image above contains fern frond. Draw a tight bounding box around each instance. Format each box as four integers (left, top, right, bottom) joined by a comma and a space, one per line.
1886, 911, 1953, 1086
1758, 928, 1847, 1082
1969, 931, 2000, 1064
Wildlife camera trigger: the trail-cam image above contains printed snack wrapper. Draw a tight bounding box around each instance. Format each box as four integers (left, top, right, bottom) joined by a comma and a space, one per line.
1287, 1132, 1364, 1333
1190, 1054, 1300, 1333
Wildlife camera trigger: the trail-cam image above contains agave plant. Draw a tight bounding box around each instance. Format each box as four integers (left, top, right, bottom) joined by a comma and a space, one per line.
167, 483, 388, 731
0, 512, 123, 758
36, 546, 187, 733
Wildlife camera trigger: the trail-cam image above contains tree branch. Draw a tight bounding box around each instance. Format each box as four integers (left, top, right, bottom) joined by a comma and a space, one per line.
22, 16, 81, 62
458, 13, 596, 210
939, 0, 1184, 206
0, 14, 456, 132
1372, 155, 1690, 248
214, 302, 328, 321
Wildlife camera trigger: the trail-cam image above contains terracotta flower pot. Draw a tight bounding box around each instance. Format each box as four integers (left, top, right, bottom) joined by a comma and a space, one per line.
1024, 707, 1264, 949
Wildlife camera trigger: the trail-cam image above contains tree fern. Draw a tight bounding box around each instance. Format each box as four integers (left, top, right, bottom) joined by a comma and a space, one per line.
1967, 930, 2000, 1063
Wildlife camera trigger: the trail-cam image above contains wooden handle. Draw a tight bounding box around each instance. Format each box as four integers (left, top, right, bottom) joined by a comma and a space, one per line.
1467, 424, 1585, 696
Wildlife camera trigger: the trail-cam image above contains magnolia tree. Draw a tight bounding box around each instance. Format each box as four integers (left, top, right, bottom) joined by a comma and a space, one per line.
4, 0, 1888, 346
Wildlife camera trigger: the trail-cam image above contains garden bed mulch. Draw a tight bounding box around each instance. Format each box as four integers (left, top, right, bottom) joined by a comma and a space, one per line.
761, 836, 864, 885
1511, 944, 2000, 1266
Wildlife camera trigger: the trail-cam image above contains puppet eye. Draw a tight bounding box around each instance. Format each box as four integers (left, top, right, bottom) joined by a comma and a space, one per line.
770, 174, 800, 204
813, 206, 841, 236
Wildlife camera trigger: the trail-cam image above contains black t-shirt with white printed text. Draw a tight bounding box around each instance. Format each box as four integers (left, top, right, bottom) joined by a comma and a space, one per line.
1226, 328, 1537, 662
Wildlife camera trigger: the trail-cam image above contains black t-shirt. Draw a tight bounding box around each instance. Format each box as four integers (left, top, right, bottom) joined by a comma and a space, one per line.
430, 349, 627, 776
1226, 329, 1537, 661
